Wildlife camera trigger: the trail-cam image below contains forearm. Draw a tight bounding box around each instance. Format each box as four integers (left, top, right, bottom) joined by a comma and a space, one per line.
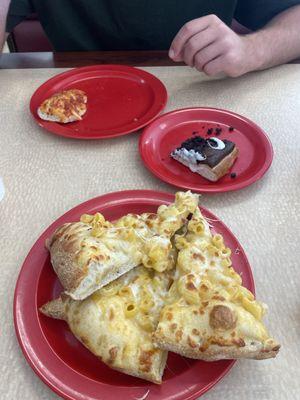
0, 0, 10, 51
245, 5, 300, 72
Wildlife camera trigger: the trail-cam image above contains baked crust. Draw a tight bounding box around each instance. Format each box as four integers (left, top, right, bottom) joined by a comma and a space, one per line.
211, 146, 239, 180
153, 335, 279, 361
46, 222, 92, 295
47, 221, 140, 300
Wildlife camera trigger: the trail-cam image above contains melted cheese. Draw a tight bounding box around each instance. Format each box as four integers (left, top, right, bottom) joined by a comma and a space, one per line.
64, 266, 172, 383
39, 89, 87, 123
155, 207, 276, 351
78, 190, 199, 274
92, 266, 173, 332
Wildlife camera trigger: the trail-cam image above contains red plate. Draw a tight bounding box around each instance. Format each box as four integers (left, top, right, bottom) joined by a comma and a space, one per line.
14, 190, 255, 400
139, 107, 273, 193
30, 65, 167, 139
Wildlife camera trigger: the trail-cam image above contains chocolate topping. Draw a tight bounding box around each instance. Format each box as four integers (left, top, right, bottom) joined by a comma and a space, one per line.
175, 136, 235, 168
179, 136, 206, 152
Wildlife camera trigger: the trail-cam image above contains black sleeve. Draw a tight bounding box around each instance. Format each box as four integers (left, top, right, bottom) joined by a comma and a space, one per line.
5, 0, 34, 32
234, 0, 300, 30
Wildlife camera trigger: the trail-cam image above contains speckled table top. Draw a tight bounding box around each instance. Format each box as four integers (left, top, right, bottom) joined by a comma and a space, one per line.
0, 65, 299, 400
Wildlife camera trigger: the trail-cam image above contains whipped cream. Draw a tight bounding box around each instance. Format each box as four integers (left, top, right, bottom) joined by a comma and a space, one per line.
207, 137, 225, 150
172, 148, 206, 165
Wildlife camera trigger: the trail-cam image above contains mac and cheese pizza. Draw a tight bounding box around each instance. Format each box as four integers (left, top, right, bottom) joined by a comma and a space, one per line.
153, 208, 280, 361
46, 191, 199, 300
41, 191, 280, 385
40, 266, 173, 383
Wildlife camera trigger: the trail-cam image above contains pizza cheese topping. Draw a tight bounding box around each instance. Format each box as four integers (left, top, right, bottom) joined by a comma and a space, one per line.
38, 89, 87, 123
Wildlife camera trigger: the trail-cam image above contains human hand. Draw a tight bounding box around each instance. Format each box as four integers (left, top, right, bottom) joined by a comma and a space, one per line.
169, 15, 259, 77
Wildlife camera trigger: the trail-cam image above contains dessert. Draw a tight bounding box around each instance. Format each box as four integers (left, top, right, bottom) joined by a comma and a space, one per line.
171, 136, 238, 182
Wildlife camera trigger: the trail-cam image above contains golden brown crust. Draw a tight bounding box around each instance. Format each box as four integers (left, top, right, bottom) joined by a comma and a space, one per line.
211, 146, 239, 180
154, 334, 280, 361
111, 350, 168, 384
39, 297, 66, 320
47, 222, 92, 293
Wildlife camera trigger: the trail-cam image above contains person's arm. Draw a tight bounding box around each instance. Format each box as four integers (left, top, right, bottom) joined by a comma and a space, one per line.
0, 0, 11, 51
169, 5, 300, 77
244, 6, 300, 71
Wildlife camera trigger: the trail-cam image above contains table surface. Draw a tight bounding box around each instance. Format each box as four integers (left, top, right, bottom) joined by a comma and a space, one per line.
0, 64, 299, 400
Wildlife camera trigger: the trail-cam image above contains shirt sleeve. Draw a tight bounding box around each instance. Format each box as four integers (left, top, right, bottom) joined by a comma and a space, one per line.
6, 0, 34, 32
234, 0, 300, 30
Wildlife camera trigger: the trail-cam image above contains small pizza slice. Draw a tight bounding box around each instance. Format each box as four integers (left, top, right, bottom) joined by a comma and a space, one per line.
38, 89, 87, 123
40, 266, 172, 384
46, 191, 199, 300
153, 208, 280, 360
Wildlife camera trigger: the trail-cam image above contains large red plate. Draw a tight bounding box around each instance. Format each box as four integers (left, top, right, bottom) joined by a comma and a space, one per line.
30, 65, 167, 139
14, 190, 255, 400
139, 108, 273, 193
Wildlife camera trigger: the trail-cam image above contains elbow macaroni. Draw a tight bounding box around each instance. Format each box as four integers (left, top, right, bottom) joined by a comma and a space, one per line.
124, 302, 138, 318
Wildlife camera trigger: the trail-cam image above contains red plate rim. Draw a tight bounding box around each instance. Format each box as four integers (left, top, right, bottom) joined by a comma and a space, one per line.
14, 189, 255, 400
29, 65, 168, 140
139, 107, 273, 193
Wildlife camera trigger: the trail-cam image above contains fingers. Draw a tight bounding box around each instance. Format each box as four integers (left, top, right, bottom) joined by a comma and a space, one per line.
170, 14, 250, 77
202, 56, 226, 77
204, 50, 247, 77
169, 15, 217, 60
194, 43, 223, 71
182, 27, 218, 67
